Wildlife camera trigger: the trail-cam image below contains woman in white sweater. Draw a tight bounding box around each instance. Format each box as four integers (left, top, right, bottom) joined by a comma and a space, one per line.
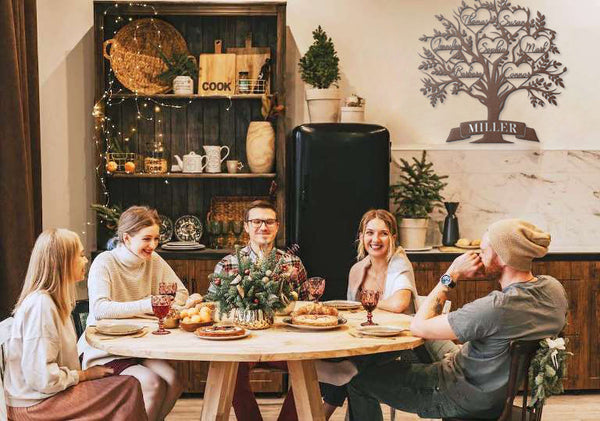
4, 228, 147, 420
78, 206, 189, 421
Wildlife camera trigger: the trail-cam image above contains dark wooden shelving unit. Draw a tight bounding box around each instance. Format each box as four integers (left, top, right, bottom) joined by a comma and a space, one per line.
107, 172, 276, 179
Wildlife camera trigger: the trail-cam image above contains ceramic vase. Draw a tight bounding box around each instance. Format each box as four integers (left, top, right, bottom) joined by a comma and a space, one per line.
398, 218, 429, 249
246, 121, 275, 173
173, 76, 193, 95
232, 308, 274, 330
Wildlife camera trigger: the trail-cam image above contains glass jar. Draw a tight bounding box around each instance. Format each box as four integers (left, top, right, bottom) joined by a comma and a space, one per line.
238, 71, 251, 94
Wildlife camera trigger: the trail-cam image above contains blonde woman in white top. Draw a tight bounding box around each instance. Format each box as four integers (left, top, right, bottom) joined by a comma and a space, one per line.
4, 228, 147, 420
78, 206, 188, 421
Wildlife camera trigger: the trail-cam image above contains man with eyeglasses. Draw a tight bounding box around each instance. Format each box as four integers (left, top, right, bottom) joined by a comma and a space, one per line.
213, 199, 307, 421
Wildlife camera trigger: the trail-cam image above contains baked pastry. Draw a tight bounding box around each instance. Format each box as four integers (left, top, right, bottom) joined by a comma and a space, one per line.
195, 325, 246, 338
291, 303, 339, 326
456, 238, 470, 247
470, 239, 481, 247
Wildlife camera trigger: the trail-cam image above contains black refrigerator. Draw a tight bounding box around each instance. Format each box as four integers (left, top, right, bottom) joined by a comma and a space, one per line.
288, 123, 390, 300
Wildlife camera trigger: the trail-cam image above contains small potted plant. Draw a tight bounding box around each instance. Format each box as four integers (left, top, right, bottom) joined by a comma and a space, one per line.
340, 94, 365, 123
390, 151, 448, 249
298, 26, 341, 122
157, 51, 198, 95
206, 247, 298, 329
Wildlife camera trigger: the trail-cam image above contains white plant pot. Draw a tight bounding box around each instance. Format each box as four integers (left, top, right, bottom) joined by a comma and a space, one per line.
173, 76, 194, 95
399, 218, 429, 249
340, 106, 365, 123
306, 87, 341, 123
246, 121, 275, 173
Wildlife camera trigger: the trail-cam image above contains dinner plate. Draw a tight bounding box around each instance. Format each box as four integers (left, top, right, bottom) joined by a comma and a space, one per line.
159, 215, 174, 244
322, 300, 362, 310
195, 331, 251, 341
281, 316, 347, 331
403, 246, 433, 252
356, 325, 407, 337
174, 215, 203, 242
96, 324, 143, 336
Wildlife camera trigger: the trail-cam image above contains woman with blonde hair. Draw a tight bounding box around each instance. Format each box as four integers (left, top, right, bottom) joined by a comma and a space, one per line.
78, 205, 189, 421
319, 209, 419, 419
4, 228, 147, 420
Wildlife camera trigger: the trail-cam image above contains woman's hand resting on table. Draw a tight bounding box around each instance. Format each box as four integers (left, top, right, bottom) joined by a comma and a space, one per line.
78, 366, 114, 382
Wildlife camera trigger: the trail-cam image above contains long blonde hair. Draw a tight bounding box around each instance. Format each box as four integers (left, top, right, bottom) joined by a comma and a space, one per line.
356, 209, 399, 261
13, 228, 81, 322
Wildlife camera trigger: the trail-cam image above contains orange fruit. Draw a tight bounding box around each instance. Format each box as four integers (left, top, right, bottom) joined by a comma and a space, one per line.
106, 161, 118, 172
124, 161, 136, 173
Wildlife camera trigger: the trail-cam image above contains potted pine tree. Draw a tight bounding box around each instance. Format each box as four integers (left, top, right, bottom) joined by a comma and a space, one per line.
390, 152, 448, 249
298, 26, 341, 122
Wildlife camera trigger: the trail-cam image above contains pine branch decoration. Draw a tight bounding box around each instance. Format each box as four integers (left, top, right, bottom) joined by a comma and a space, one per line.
206, 246, 298, 316
528, 337, 572, 408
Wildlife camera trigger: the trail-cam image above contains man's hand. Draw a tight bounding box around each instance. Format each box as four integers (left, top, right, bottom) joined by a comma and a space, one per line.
447, 252, 484, 280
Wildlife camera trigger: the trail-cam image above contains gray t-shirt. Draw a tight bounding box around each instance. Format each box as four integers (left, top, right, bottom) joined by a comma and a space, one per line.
442, 275, 568, 417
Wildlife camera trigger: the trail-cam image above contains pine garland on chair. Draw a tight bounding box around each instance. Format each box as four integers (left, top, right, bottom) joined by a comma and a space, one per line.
528, 337, 572, 407
206, 246, 298, 317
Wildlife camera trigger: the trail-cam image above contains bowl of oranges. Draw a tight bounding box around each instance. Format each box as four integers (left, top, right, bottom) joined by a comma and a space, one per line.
179, 303, 215, 332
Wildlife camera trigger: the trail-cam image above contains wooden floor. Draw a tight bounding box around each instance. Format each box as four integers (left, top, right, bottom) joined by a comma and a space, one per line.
166, 392, 600, 420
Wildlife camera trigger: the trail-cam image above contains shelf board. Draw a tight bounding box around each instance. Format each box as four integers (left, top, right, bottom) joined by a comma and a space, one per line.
109, 93, 264, 100
107, 173, 276, 179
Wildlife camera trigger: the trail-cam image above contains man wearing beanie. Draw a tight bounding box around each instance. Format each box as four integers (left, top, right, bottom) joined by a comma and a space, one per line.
347, 219, 568, 420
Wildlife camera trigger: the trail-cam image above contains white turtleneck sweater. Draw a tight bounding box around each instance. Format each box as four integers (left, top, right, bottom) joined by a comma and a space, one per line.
77, 244, 188, 368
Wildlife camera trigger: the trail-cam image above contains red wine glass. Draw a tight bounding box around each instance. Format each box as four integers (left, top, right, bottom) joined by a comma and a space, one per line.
151, 295, 172, 335
307, 277, 326, 302
360, 290, 380, 326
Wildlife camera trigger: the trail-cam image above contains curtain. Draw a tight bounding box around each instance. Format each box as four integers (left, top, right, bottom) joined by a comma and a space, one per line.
0, 0, 42, 319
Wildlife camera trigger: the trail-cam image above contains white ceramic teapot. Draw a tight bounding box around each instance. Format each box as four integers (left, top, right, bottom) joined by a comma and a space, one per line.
174, 151, 208, 173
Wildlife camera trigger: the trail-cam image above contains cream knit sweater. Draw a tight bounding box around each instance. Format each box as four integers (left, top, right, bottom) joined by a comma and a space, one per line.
77, 245, 188, 368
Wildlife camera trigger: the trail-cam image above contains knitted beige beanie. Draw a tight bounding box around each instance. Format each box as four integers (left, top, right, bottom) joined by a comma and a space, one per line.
487, 219, 551, 271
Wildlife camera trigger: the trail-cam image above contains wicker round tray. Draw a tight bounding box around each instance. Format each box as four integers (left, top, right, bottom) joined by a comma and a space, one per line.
103, 18, 189, 95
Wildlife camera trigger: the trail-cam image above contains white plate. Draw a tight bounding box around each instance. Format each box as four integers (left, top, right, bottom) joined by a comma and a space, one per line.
195, 331, 251, 341
454, 244, 480, 249
403, 246, 433, 252
323, 300, 362, 310
356, 325, 407, 337
161, 243, 206, 251
281, 316, 347, 331
96, 324, 143, 336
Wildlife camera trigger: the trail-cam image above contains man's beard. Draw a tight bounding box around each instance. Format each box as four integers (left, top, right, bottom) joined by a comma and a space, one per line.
484, 261, 503, 280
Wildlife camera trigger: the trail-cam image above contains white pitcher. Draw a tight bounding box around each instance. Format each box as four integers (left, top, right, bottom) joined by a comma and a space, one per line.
203, 145, 230, 173
174, 151, 208, 173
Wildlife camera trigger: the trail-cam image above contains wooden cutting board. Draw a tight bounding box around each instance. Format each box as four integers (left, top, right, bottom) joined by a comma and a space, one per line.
198, 40, 236, 96
226, 33, 271, 94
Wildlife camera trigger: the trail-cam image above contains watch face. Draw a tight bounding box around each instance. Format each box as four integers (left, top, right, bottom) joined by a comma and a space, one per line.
441, 274, 453, 286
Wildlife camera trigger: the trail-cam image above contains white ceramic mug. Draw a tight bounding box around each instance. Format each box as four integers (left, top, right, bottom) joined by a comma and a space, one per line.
226, 160, 244, 174
203, 145, 230, 173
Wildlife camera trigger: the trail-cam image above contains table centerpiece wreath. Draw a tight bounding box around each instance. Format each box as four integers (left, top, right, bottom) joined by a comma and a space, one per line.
206, 246, 299, 329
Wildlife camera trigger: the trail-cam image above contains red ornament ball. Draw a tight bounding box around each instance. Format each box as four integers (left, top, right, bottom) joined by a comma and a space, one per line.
253, 298, 259, 304
244, 269, 250, 275
214, 279, 221, 286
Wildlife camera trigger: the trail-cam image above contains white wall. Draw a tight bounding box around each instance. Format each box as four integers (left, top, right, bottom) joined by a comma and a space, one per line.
37, 0, 600, 255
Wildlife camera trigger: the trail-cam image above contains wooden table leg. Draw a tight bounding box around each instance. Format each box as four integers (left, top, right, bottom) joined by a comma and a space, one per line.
200, 361, 239, 421
288, 360, 326, 421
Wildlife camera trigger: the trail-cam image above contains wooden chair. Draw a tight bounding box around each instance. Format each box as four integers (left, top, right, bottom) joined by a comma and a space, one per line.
72, 299, 89, 339
443, 339, 543, 421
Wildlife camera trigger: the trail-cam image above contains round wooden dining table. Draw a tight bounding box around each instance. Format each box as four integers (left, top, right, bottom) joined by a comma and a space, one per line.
86, 304, 424, 421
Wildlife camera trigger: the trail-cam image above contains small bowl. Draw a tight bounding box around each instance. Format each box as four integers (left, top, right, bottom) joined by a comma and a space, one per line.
180, 320, 213, 332
164, 317, 180, 329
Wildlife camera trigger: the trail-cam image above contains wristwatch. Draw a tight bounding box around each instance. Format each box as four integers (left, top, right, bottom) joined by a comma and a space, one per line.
440, 273, 456, 289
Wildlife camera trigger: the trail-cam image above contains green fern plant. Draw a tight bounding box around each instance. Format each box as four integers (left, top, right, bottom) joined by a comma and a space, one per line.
157, 51, 198, 84
390, 151, 448, 218
298, 26, 340, 89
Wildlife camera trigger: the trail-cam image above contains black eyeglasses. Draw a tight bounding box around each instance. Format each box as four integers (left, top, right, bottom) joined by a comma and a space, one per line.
246, 219, 278, 228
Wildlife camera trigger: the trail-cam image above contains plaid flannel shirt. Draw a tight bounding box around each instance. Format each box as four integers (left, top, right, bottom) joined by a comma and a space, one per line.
213, 245, 308, 300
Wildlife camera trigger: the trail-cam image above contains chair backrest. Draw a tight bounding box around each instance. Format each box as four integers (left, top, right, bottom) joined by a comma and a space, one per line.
0, 317, 14, 419
415, 295, 451, 314
498, 339, 542, 421
71, 299, 89, 339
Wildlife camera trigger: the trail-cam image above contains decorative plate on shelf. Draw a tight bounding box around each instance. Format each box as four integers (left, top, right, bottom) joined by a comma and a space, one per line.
174, 215, 203, 242
159, 215, 173, 244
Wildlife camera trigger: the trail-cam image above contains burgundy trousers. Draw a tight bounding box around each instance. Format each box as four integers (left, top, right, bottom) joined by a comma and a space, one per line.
232, 361, 298, 421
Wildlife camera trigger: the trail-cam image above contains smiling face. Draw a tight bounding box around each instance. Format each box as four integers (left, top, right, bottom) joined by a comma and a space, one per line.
72, 239, 88, 282
123, 224, 160, 260
480, 232, 504, 280
245, 207, 279, 249
361, 218, 395, 260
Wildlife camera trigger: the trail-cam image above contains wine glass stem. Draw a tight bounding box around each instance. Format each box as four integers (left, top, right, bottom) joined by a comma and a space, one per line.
158, 317, 164, 333
367, 311, 373, 325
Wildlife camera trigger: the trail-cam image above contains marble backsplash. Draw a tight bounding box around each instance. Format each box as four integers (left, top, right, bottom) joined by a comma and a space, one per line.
390, 150, 600, 249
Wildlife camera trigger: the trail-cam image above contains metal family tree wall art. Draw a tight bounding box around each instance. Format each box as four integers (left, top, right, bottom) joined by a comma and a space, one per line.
419, 0, 567, 143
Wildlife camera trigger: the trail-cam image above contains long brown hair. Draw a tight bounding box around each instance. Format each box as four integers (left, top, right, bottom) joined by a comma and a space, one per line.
13, 229, 81, 322
356, 209, 399, 261
117, 205, 160, 243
